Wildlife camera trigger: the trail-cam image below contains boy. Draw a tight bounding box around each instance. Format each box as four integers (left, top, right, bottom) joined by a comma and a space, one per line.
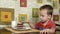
29, 5, 56, 34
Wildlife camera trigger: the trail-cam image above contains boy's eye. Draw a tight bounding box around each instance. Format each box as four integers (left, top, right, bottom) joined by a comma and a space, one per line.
40, 15, 44, 17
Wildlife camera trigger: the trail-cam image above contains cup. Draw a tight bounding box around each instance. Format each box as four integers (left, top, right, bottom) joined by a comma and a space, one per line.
11, 21, 17, 29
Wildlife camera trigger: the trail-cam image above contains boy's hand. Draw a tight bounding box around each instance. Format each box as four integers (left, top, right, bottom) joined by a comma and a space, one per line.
23, 20, 32, 24
40, 29, 49, 34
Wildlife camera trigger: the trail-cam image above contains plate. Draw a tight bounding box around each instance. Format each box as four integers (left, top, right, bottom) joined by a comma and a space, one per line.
12, 27, 31, 31
17, 29, 30, 31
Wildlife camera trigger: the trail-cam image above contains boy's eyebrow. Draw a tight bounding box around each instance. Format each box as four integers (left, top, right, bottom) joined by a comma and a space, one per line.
40, 15, 44, 16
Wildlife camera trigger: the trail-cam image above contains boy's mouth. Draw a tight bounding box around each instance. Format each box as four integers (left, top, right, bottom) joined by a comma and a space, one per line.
40, 20, 47, 23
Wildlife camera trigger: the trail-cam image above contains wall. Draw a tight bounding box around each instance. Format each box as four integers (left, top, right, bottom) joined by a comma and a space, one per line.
0, 0, 60, 24
0, 0, 15, 8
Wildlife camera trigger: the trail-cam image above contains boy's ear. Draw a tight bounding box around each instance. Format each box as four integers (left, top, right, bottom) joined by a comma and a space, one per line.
48, 15, 51, 19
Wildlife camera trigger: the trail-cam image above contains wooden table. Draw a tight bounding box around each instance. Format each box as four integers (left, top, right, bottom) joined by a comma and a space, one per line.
5, 27, 40, 34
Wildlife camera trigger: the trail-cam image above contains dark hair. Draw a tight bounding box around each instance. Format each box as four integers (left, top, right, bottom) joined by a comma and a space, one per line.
39, 5, 53, 17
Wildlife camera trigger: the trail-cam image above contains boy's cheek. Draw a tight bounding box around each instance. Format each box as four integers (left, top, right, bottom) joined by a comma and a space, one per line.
41, 17, 46, 20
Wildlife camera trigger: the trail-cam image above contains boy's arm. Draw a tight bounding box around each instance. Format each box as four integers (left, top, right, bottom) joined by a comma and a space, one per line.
45, 27, 56, 34
39, 28, 56, 34
45, 23, 56, 34
40, 23, 56, 34
47, 23, 56, 33
29, 22, 35, 29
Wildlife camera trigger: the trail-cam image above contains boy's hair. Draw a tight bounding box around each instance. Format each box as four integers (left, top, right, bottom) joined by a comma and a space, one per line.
39, 5, 53, 17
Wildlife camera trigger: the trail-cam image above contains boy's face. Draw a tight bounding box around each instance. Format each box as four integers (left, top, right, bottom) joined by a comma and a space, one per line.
40, 9, 51, 23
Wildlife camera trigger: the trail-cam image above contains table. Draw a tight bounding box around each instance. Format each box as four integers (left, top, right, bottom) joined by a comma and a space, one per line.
56, 24, 60, 26
56, 24, 60, 31
5, 27, 40, 34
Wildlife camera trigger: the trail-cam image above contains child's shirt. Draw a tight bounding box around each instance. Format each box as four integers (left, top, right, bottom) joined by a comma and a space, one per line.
35, 20, 56, 30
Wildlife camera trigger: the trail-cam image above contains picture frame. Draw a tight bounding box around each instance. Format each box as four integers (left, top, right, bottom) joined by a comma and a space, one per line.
59, 0, 60, 4
32, 8, 39, 18
0, 8, 14, 25
47, 0, 53, 3
18, 14, 27, 22
53, 0, 59, 9
20, 0, 27, 7
59, 8, 60, 21
37, 0, 43, 4
53, 15, 59, 21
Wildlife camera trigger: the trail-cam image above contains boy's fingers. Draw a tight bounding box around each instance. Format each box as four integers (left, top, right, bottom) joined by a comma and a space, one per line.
44, 30, 49, 34
44, 30, 47, 34
40, 31, 43, 34
40, 31, 44, 34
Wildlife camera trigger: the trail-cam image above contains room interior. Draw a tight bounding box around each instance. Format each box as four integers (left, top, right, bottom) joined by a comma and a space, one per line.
0, 0, 60, 34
